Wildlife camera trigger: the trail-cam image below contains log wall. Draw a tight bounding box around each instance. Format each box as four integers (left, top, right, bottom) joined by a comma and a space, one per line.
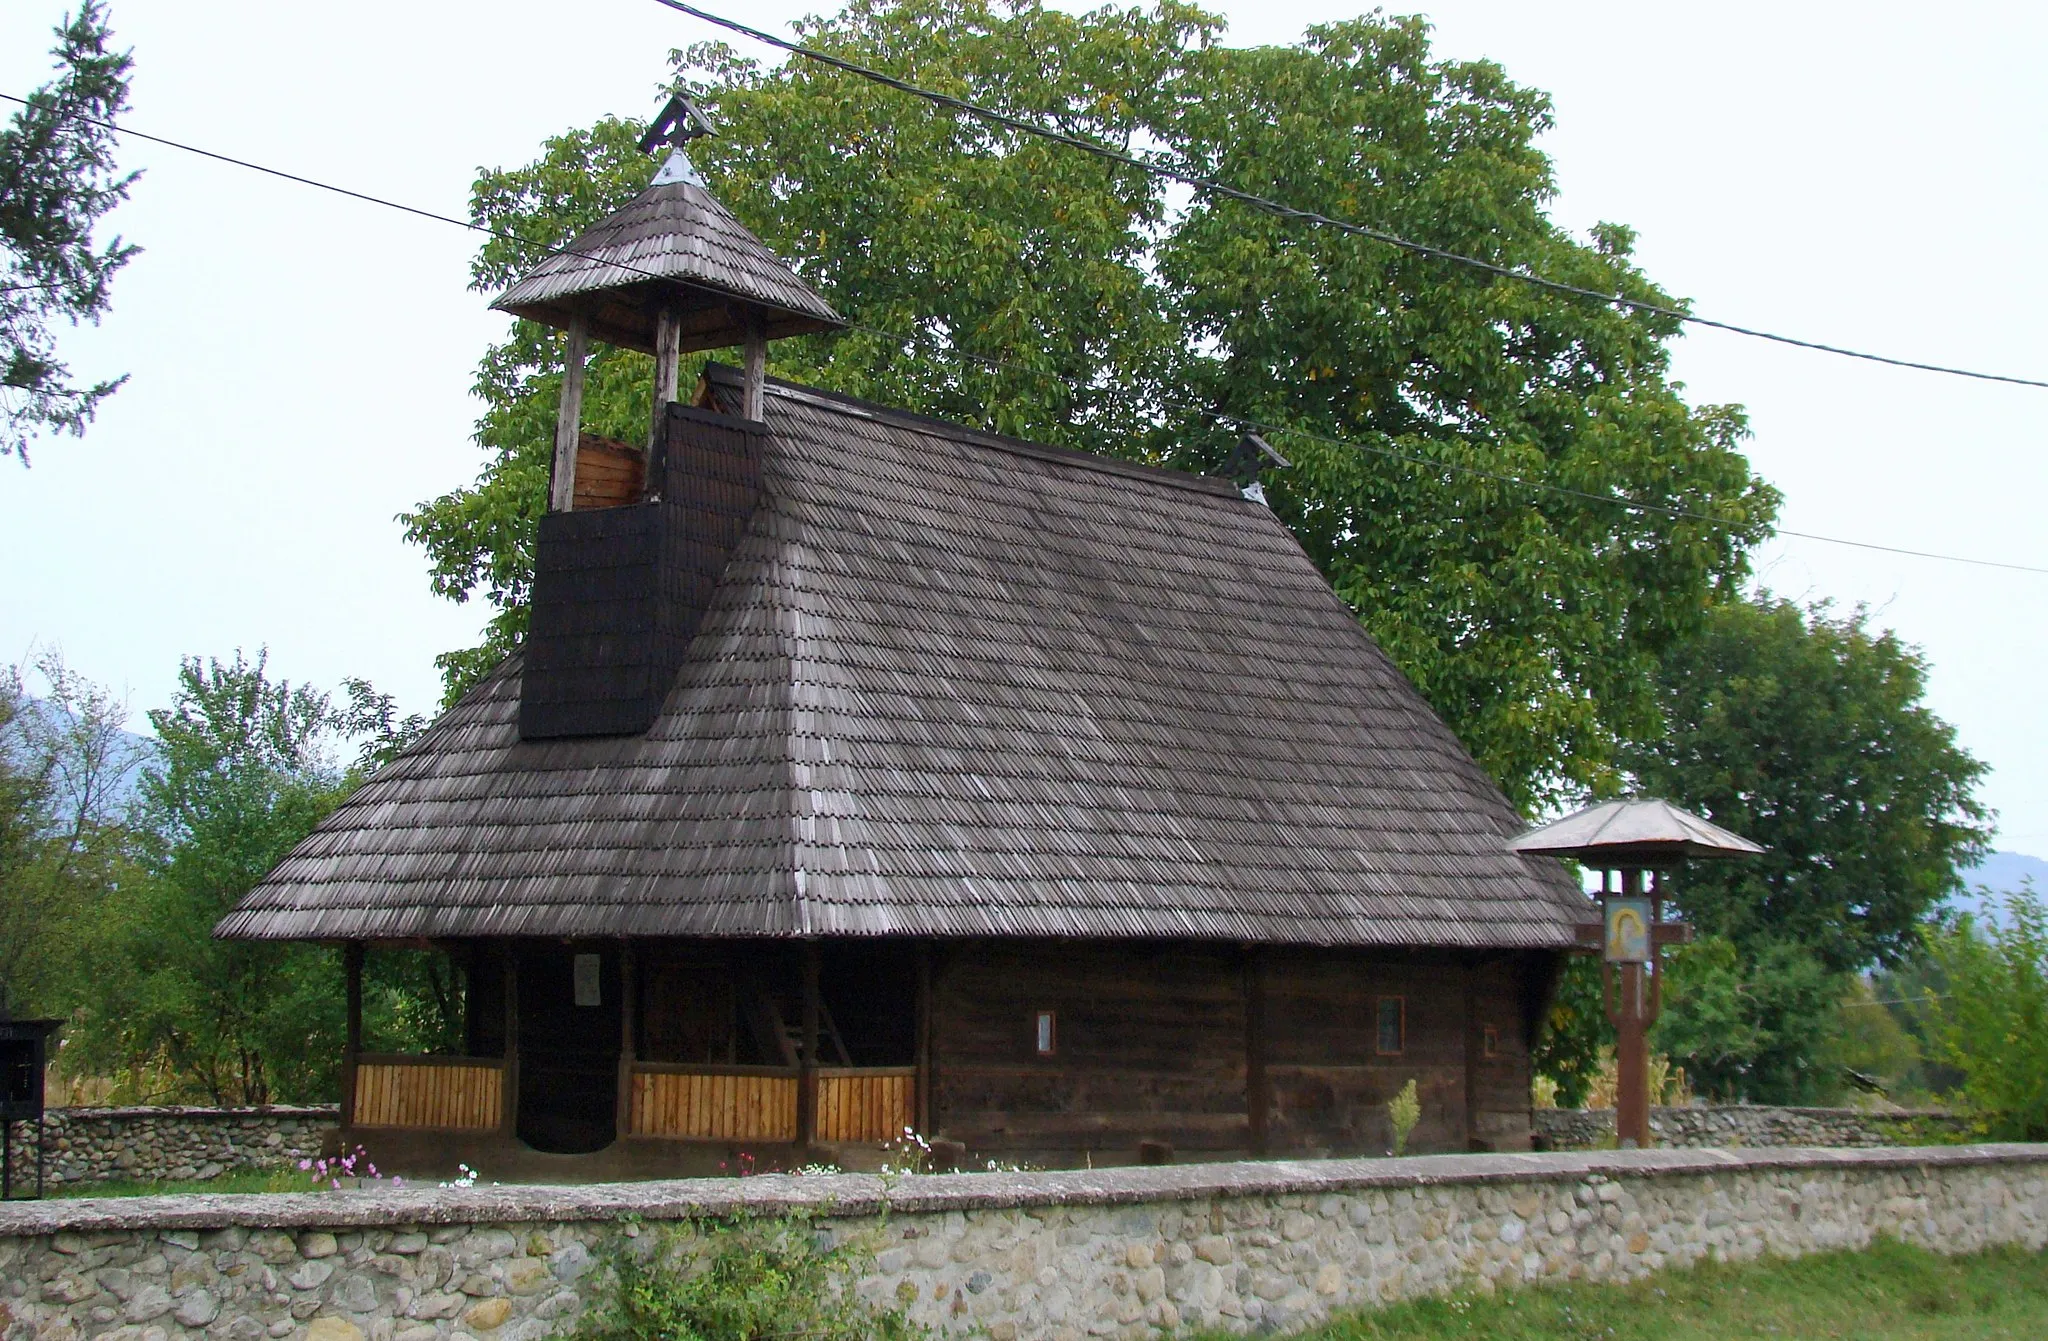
930, 941, 1549, 1161
931, 942, 1251, 1158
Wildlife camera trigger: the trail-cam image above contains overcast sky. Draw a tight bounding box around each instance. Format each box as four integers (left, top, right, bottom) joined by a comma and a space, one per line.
2, 0, 2042, 853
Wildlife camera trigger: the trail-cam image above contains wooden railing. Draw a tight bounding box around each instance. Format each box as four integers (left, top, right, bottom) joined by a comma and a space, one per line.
629, 1064, 799, 1142
816, 1067, 917, 1143
351, 1054, 504, 1131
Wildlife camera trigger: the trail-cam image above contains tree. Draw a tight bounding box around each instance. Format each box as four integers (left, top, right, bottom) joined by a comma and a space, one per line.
0, 648, 148, 1018
1, 1, 138, 463
1623, 593, 1990, 975
405, 0, 1776, 809
66, 652, 413, 1104
1651, 934, 1847, 1104
1920, 887, 2048, 1139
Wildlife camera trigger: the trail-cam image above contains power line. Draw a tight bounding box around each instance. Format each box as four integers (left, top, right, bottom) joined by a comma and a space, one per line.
5, 92, 2044, 577
651, 0, 2048, 394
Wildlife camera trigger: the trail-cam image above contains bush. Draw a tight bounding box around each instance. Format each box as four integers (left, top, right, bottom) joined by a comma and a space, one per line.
1921, 885, 2048, 1139
569, 1214, 925, 1341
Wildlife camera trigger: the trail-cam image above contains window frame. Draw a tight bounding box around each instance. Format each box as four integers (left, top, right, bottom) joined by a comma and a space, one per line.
1374, 995, 1406, 1057
1034, 1009, 1058, 1058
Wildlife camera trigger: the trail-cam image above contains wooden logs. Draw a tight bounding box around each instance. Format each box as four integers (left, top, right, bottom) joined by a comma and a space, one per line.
650, 306, 682, 457
550, 316, 589, 513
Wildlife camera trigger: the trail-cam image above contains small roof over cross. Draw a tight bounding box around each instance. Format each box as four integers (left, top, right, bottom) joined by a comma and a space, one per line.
1507, 797, 1763, 868
491, 93, 843, 356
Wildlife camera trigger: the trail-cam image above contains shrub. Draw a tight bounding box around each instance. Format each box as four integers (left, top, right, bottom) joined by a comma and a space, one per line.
1921, 885, 2048, 1139
1388, 1079, 1421, 1155
569, 1214, 925, 1341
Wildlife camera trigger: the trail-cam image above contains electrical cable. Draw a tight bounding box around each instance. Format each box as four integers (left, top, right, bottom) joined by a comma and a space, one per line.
4, 90, 2044, 576
650, 0, 2048, 393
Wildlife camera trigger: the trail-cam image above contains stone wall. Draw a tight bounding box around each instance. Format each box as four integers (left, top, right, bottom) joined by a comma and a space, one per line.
2, 1110, 338, 1189
3, 1145, 2044, 1341
1534, 1105, 1972, 1151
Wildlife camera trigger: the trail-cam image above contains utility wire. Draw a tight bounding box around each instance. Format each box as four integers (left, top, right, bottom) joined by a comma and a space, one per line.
7, 91, 2045, 577
651, 0, 2048, 393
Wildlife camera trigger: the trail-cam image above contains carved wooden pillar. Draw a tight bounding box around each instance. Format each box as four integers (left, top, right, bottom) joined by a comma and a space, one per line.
501, 951, 519, 1139
616, 942, 636, 1142
1244, 947, 1271, 1157
798, 942, 821, 1150
342, 943, 364, 1128
549, 315, 588, 513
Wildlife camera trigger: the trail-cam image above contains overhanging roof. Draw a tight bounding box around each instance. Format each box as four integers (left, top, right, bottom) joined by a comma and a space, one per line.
217, 368, 1586, 947
1507, 797, 1764, 866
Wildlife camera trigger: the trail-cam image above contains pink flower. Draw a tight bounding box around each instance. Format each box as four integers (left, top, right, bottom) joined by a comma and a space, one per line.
299, 1160, 312, 1170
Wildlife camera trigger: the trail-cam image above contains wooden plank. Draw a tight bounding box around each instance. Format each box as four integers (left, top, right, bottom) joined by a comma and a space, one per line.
352, 1062, 503, 1131
551, 315, 588, 512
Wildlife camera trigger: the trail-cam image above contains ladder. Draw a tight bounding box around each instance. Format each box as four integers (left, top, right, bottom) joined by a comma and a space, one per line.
744, 984, 850, 1067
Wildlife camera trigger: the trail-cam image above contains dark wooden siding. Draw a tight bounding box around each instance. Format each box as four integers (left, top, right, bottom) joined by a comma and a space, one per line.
1467, 954, 1540, 1151
930, 941, 1554, 1162
931, 942, 1251, 1158
1260, 949, 1471, 1155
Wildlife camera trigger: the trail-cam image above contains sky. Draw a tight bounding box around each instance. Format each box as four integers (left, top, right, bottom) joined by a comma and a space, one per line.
2, 0, 2043, 853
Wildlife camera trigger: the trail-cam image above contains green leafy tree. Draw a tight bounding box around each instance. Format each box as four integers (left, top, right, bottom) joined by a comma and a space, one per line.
67, 652, 413, 1104
1624, 594, 1991, 974
1, 1, 138, 462
406, 0, 1775, 809
1577, 593, 1992, 1104
1920, 887, 2048, 1139
1531, 957, 1605, 1110
0, 649, 147, 1019
1650, 934, 1846, 1103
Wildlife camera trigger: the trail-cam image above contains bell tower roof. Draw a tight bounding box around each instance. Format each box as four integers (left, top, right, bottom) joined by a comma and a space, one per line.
490, 94, 842, 355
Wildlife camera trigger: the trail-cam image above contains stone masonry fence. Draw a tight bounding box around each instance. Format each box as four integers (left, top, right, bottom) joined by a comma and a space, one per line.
1534, 1105, 1971, 1151
2, 1112, 337, 1191
5, 1103, 1970, 1193
3, 1145, 2045, 1341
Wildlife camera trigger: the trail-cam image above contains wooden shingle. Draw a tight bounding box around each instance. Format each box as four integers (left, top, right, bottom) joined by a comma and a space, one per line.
217, 366, 1586, 947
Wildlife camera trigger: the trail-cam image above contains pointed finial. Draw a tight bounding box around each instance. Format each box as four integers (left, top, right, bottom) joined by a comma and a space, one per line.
640, 93, 714, 188
638, 92, 716, 154
1224, 432, 1291, 502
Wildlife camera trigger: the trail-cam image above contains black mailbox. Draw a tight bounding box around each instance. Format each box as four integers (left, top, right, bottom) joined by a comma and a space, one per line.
0, 1018, 60, 1199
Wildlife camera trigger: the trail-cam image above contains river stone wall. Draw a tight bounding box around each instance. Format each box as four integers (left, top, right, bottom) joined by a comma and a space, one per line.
2, 1111, 338, 1189
1534, 1105, 1971, 1151
3, 1146, 2044, 1341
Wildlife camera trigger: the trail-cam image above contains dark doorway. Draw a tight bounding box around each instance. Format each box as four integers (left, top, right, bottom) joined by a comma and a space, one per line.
516, 944, 620, 1153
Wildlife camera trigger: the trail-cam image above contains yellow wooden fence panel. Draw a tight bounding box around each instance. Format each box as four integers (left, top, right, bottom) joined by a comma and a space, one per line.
351, 1059, 502, 1131
816, 1068, 916, 1143
630, 1069, 798, 1142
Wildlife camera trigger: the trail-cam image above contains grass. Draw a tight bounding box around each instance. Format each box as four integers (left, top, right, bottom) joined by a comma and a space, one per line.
50, 1168, 309, 1198
1249, 1239, 2048, 1340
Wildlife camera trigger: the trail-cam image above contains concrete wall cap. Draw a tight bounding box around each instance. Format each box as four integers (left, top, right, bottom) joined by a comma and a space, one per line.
5, 1143, 2045, 1238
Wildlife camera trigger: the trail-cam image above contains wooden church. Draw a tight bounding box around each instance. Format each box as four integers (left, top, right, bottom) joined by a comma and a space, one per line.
217, 98, 1591, 1176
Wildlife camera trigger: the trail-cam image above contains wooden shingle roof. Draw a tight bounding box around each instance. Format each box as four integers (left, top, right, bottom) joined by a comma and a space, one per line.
490, 169, 841, 355
217, 367, 1586, 946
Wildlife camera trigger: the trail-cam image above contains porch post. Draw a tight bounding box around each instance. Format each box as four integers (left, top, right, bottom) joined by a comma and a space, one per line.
1244, 946, 1270, 1157
1462, 960, 1480, 1151
501, 951, 519, 1138
616, 942, 636, 1142
798, 941, 821, 1149
342, 943, 363, 1128
914, 945, 933, 1137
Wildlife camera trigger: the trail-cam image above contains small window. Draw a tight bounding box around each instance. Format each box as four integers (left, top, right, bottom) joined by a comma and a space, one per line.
573, 953, 602, 1007
1034, 1010, 1057, 1057
1483, 1026, 1501, 1059
1375, 996, 1405, 1056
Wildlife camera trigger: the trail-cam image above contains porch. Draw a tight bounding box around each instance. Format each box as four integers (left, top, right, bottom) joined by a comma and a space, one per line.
338, 940, 924, 1164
